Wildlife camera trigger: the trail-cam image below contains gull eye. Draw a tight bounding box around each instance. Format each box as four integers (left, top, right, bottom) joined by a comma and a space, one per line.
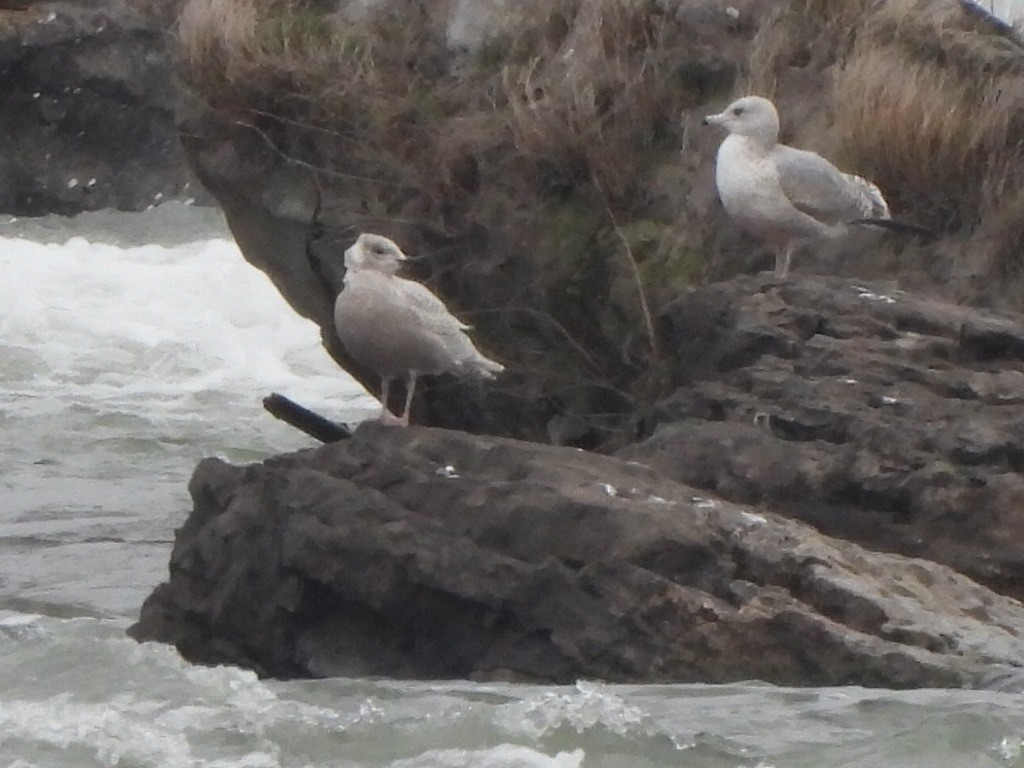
732, 106, 744, 116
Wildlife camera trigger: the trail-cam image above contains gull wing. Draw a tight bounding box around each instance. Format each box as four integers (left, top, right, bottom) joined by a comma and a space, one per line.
771, 145, 890, 224
391, 277, 472, 331
389, 276, 502, 375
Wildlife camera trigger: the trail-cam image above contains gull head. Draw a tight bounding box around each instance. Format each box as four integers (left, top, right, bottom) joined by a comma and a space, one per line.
703, 95, 780, 145
344, 233, 408, 274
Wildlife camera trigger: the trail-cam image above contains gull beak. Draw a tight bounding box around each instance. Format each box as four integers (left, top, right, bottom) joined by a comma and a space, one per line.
702, 112, 726, 127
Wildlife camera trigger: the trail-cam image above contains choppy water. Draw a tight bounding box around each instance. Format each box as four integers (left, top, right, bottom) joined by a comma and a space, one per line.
2, 205, 1024, 768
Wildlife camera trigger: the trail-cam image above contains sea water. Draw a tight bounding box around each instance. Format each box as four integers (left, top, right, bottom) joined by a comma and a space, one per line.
1, 204, 1023, 768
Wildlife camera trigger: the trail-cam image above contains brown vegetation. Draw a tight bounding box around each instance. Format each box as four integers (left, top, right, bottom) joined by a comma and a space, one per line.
175, 0, 1024, 443
176, 0, 740, 444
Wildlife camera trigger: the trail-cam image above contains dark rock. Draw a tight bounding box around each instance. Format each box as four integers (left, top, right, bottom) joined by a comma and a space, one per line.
621, 274, 1024, 601
0, 0, 198, 214
131, 423, 1024, 688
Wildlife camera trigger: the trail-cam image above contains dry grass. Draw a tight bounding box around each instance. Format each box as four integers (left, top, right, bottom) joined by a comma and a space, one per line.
492, 0, 711, 359
500, 0, 694, 203
177, 0, 399, 131
833, 45, 1024, 233
747, 0, 880, 93
747, 0, 1024, 283
830, 0, 1024, 258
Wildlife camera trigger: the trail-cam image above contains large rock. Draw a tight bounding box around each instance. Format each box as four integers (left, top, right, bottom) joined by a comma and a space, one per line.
131, 422, 1024, 688
624, 273, 1024, 601
0, 0, 196, 214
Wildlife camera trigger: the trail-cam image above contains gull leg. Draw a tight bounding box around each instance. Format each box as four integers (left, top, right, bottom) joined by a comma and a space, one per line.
378, 377, 391, 419
776, 242, 795, 278
398, 371, 418, 427
376, 377, 404, 426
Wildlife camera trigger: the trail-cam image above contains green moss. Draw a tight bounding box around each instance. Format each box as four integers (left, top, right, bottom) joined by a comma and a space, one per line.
542, 195, 604, 281
608, 219, 708, 297
409, 86, 451, 122
476, 37, 511, 73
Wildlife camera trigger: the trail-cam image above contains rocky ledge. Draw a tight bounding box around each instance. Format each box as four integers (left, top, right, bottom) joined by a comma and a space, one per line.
637, 273, 1024, 604
131, 274, 1024, 689
130, 422, 1024, 689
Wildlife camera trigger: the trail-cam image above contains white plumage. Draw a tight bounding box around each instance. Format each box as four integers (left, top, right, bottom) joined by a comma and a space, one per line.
334, 233, 503, 426
705, 95, 891, 277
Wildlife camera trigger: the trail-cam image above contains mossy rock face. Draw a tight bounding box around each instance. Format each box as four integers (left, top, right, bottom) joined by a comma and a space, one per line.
174, 0, 1024, 442
174, 0, 751, 444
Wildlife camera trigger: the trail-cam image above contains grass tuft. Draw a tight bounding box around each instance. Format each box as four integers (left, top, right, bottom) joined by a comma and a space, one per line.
833, 44, 1024, 234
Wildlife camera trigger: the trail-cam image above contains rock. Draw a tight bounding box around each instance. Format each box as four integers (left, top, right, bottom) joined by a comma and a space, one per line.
620, 273, 1024, 601
0, 0, 198, 214
131, 423, 1024, 688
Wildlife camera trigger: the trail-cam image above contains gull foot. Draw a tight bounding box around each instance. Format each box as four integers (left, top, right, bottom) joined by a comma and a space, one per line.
377, 410, 409, 428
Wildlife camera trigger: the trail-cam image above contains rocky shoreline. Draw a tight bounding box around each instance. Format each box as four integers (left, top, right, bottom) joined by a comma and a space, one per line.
128, 421, 1024, 689
7, 0, 1024, 687
130, 273, 1024, 688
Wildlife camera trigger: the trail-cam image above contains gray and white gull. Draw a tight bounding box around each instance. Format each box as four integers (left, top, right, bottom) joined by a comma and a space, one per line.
704, 95, 893, 277
334, 233, 504, 426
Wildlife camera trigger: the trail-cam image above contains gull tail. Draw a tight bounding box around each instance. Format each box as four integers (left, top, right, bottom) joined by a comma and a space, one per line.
457, 348, 504, 379
469, 355, 505, 379
852, 218, 932, 237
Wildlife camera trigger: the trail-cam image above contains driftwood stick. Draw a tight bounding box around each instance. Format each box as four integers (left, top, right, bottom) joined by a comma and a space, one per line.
263, 393, 352, 443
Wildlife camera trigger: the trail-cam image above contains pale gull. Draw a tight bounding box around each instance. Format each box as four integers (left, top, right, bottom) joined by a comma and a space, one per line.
704, 95, 894, 278
334, 233, 504, 426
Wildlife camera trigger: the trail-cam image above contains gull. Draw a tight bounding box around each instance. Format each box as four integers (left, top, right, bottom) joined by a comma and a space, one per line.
334, 233, 504, 426
704, 95, 905, 277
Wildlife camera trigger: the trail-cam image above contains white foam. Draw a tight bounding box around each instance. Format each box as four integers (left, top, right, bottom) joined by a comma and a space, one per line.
0, 219, 378, 616
389, 745, 585, 768
0, 695, 196, 768
495, 680, 650, 740
0, 233, 373, 419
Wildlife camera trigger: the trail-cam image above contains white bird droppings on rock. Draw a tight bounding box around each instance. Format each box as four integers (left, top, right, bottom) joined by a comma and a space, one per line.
692, 497, 719, 509
854, 286, 897, 304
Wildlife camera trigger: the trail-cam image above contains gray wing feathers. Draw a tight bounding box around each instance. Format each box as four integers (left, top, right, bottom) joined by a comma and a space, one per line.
389, 277, 504, 377
392, 278, 472, 330
772, 146, 890, 223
